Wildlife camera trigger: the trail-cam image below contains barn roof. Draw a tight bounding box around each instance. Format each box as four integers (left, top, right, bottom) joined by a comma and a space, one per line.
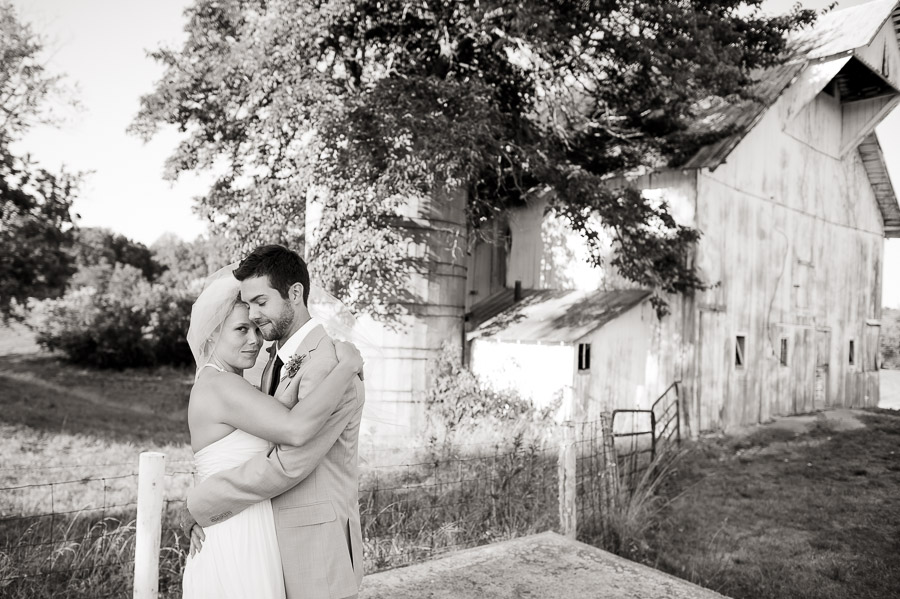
681, 0, 900, 171
677, 0, 900, 238
859, 132, 900, 236
467, 288, 651, 344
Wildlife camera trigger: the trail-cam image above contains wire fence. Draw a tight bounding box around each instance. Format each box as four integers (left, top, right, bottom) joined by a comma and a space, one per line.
359, 439, 560, 571
0, 400, 681, 598
574, 385, 682, 546
0, 441, 562, 598
0, 473, 139, 599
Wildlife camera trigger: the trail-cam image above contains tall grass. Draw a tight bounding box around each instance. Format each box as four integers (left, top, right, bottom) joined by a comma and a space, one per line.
359, 432, 559, 570
0, 435, 563, 596
0, 515, 136, 599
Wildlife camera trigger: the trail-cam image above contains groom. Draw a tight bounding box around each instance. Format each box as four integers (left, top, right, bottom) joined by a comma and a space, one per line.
186, 244, 365, 599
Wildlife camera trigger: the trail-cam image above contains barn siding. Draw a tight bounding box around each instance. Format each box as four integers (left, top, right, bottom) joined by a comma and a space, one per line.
854, 20, 900, 88
690, 72, 887, 432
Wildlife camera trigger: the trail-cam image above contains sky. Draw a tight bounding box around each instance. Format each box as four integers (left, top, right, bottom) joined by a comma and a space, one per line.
9, 0, 900, 306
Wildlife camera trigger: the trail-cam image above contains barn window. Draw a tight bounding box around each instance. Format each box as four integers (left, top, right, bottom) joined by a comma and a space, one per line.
780, 338, 788, 366
577, 343, 591, 371
849, 340, 855, 366
735, 336, 746, 368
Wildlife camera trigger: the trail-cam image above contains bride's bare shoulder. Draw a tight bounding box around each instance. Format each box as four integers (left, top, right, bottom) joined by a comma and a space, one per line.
190, 369, 251, 403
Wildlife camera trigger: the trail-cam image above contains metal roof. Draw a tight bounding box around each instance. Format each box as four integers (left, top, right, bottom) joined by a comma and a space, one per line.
467, 288, 652, 344
859, 132, 900, 237
794, 0, 899, 61
682, 1, 900, 171
465, 286, 541, 332
679, 60, 805, 170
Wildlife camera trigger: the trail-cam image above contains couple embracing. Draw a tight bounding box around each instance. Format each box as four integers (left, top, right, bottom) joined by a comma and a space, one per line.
181, 244, 366, 599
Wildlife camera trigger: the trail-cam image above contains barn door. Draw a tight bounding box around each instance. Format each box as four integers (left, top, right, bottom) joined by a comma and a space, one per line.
791, 328, 816, 414
698, 310, 728, 432
814, 329, 831, 410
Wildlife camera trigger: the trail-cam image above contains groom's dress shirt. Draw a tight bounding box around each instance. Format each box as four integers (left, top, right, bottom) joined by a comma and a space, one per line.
276, 318, 320, 366
187, 320, 365, 599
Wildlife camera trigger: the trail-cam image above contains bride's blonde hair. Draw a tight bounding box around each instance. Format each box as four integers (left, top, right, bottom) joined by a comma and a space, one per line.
185, 265, 243, 379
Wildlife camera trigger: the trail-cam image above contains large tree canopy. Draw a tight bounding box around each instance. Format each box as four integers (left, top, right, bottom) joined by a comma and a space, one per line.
133, 0, 816, 316
0, 2, 78, 319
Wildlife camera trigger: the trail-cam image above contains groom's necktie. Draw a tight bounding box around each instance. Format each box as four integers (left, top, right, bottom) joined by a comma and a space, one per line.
268, 355, 284, 396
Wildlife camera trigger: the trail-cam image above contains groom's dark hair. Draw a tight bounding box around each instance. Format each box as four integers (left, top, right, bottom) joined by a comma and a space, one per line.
234, 244, 311, 306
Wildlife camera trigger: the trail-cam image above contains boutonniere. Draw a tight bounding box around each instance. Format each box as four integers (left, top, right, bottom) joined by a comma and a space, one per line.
284, 352, 308, 378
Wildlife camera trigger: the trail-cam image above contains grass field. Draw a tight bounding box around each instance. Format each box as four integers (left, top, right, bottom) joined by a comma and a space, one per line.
0, 325, 196, 597
3, 323, 900, 598
642, 412, 900, 599
0, 329, 559, 597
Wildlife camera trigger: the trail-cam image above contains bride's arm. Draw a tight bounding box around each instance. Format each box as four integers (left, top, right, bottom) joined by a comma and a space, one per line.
206, 345, 362, 445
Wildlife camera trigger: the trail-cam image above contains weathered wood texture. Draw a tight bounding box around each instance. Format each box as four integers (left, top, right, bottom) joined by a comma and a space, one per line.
690, 54, 888, 433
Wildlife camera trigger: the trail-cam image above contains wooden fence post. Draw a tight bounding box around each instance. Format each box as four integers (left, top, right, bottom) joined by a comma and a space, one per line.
558, 387, 577, 539
134, 452, 166, 599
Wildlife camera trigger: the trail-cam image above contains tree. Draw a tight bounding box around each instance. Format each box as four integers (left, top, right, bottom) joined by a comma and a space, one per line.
0, 2, 78, 319
69, 227, 165, 289
132, 0, 816, 317
151, 232, 231, 287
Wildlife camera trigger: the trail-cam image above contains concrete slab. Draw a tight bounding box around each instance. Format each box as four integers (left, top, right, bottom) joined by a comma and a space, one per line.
359, 532, 728, 599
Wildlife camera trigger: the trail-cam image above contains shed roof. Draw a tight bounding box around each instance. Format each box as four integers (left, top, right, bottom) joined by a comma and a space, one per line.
465, 287, 542, 332
467, 288, 652, 344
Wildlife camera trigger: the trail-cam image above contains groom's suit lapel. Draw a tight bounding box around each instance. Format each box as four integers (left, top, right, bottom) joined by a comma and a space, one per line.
272, 324, 328, 398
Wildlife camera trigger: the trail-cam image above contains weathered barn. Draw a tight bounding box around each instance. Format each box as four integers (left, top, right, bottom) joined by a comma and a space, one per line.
307, 0, 900, 440
466, 0, 900, 435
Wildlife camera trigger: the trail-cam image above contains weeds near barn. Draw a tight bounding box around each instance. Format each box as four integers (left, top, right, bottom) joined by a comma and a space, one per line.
604, 450, 684, 560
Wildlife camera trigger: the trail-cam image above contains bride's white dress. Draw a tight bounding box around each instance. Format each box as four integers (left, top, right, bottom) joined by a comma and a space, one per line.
181, 429, 286, 599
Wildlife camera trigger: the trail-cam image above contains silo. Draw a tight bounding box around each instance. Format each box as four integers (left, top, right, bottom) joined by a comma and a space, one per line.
305, 186, 468, 444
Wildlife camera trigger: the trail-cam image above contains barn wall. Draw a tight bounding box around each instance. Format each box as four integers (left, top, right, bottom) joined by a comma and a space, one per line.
854, 20, 900, 88
689, 68, 887, 433
468, 339, 575, 410
505, 194, 605, 291
578, 299, 684, 423
466, 217, 508, 311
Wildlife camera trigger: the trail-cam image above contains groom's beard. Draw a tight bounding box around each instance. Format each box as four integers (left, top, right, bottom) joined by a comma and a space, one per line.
256, 304, 295, 342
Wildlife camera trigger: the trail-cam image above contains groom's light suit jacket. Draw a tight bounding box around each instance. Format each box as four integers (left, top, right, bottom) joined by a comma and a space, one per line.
187, 325, 365, 599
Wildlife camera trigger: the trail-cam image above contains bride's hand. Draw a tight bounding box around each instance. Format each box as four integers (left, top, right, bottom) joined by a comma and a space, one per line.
335, 341, 364, 380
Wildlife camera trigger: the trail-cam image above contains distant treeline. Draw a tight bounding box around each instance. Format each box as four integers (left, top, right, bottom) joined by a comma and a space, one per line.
882, 308, 900, 370
24, 228, 230, 369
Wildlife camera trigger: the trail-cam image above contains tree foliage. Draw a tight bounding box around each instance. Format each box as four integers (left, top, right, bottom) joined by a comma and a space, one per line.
0, 1, 78, 319
70, 227, 165, 288
133, 0, 816, 316
150, 232, 232, 287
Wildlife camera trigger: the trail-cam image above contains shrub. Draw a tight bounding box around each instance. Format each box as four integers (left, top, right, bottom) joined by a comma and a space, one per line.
424, 342, 559, 446
26, 264, 193, 369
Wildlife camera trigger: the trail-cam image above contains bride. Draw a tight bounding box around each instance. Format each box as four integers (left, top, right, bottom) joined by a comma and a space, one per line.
180, 273, 363, 599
